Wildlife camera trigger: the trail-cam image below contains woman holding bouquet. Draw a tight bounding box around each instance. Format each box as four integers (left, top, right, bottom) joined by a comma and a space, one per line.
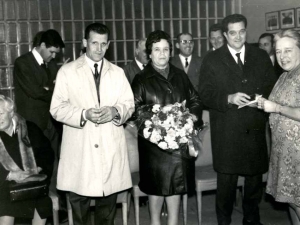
131, 30, 203, 225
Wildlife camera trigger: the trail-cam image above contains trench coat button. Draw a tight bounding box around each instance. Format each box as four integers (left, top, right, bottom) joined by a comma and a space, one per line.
245, 129, 250, 134
242, 79, 248, 83
95, 144, 98, 148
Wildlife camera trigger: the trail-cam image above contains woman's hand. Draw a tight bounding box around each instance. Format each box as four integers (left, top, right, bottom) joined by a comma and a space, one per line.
257, 97, 277, 113
7, 170, 32, 183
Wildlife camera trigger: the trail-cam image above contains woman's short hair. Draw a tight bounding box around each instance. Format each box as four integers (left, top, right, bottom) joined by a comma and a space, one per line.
274, 29, 300, 49
145, 30, 173, 57
0, 95, 14, 113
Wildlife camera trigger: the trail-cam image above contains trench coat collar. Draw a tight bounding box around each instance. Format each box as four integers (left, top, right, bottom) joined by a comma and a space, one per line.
75, 55, 111, 105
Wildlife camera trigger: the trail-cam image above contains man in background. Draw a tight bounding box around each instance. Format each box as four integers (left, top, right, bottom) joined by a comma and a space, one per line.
258, 33, 283, 78
123, 38, 148, 84
199, 14, 277, 225
170, 32, 202, 91
202, 23, 225, 59
14, 29, 64, 164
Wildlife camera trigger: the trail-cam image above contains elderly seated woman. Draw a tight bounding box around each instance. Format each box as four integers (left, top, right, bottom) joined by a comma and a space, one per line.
0, 95, 54, 225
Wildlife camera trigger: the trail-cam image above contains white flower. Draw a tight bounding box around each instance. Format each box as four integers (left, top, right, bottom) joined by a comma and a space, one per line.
143, 128, 151, 138
162, 105, 172, 113
166, 128, 176, 139
145, 120, 152, 128
152, 104, 161, 113
158, 141, 168, 150
179, 137, 188, 143
167, 140, 179, 149
178, 128, 186, 137
149, 129, 162, 144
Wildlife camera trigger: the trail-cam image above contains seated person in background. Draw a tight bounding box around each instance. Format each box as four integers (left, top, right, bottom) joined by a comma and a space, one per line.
123, 38, 149, 84
0, 95, 54, 225
170, 32, 202, 91
258, 33, 283, 78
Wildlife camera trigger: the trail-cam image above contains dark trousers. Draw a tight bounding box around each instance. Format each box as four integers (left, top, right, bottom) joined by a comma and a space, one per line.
69, 192, 117, 225
216, 173, 263, 225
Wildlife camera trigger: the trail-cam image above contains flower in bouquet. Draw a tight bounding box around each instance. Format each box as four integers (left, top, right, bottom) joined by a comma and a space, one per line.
140, 101, 198, 151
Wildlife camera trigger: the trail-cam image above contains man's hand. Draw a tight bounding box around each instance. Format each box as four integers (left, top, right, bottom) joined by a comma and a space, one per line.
96, 106, 118, 124
85, 107, 118, 124
228, 92, 251, 106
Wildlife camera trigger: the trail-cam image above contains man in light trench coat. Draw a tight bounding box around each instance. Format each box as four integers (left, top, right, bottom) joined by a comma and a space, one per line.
50, 23, 135, 225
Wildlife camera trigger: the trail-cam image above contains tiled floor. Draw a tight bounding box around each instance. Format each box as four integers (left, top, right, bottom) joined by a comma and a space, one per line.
15, 189, 292, 225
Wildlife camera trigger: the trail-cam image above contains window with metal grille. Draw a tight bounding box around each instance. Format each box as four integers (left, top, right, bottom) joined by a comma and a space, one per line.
0, 0, 239, 99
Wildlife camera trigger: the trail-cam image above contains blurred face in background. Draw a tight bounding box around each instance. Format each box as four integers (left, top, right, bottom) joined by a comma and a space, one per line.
176, 34, 194, 57
0, 101, 13, 132
210, 30, 224, 50
259, 36, 274, 56
135, 40, 149, 65
224, 21, 246, 52
150, 39, 170, 69
275, 37, 300, 71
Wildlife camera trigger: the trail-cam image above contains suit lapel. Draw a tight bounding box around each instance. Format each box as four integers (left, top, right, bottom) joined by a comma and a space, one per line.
173, 55, 185, 71
28, 52, 49, 84
220, 45, 244, 78
187, 56, 198, 74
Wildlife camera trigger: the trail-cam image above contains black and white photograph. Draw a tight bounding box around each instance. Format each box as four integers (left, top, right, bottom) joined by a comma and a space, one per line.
265, 11, 280, 30
280, 8, 295, 29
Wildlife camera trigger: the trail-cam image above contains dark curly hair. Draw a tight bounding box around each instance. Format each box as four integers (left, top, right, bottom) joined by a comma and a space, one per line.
145, 30, 173, 57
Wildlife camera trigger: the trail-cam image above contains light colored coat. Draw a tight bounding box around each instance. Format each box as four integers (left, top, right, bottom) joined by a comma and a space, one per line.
50, 55, 135, 196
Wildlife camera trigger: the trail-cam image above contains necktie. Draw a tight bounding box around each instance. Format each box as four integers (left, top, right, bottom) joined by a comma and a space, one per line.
236, 53, 243, 71
94, 63, 99, 80
185, 58, 189, 68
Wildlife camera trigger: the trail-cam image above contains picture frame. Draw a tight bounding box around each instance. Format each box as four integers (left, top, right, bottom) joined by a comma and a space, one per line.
265, 11, 279, 31
296, 7, 300, 28
280, 8, 295, 29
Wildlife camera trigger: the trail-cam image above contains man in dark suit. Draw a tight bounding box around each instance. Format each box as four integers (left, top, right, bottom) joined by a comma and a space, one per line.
199, 14, 277, 225
13, 29, 64, 156
123, 38, 148, 84
258, 33, 283, 78
170, 32, 202, 91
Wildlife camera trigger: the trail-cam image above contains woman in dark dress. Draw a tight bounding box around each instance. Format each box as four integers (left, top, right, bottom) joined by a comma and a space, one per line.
131, 30, 203, 225
0, 95, 54, 225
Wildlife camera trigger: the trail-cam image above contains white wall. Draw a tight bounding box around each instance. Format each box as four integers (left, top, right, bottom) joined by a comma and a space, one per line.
241, 0, 300, 43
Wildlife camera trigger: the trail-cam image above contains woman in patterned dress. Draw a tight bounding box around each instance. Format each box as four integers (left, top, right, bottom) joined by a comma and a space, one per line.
258, 29, 300, 225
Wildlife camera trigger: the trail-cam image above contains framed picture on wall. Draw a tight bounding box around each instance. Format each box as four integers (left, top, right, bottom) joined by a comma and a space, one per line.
296, 7, 300, 27
265, 11, 279, 31
280, 8, 295, 29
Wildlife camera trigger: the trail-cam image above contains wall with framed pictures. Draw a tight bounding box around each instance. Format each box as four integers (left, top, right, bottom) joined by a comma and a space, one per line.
242, 0, 300, 43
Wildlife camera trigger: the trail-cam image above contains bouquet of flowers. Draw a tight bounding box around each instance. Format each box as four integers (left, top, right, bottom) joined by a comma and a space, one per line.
135, 101, 208, 157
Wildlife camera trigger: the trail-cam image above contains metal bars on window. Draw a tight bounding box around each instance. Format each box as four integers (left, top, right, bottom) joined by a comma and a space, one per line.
0, 0, 239, 99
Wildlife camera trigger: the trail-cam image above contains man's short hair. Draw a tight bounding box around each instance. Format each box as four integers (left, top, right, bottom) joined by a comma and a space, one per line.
136, 38, 147, 48
209, 24, 223, 36
0, 95, 14, 113
84, 23, 110, 40
222, 14, 247, 33
176, 32, 193, 43
39, 29, 65, 49
258, 33, 274, 46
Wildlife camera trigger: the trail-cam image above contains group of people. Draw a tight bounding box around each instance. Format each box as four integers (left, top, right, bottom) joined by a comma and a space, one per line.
0, 12, 299, 225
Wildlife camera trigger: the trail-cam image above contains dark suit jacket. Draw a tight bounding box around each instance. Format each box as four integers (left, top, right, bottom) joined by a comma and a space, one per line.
198, 43, 277, 175
13, 52, 58, 131
170, 54, 202, 91
123, 60, 141, 84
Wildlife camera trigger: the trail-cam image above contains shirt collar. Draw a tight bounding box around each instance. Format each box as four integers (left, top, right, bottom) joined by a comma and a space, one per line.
32, 48, 44, 65
227, 44, 245, 64
135, 58, 144, 70
85, 54, 102, 73
4, 118, 16, 137
270, 55, 275, 66
179, 54, 192, 66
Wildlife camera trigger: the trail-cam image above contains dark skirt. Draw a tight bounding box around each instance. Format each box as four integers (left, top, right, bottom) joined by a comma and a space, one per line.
0, 181, 52, 219
138, 136, 195, 196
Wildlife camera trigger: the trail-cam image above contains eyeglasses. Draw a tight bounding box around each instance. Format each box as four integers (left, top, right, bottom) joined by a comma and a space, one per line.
179, 40, 194, 44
